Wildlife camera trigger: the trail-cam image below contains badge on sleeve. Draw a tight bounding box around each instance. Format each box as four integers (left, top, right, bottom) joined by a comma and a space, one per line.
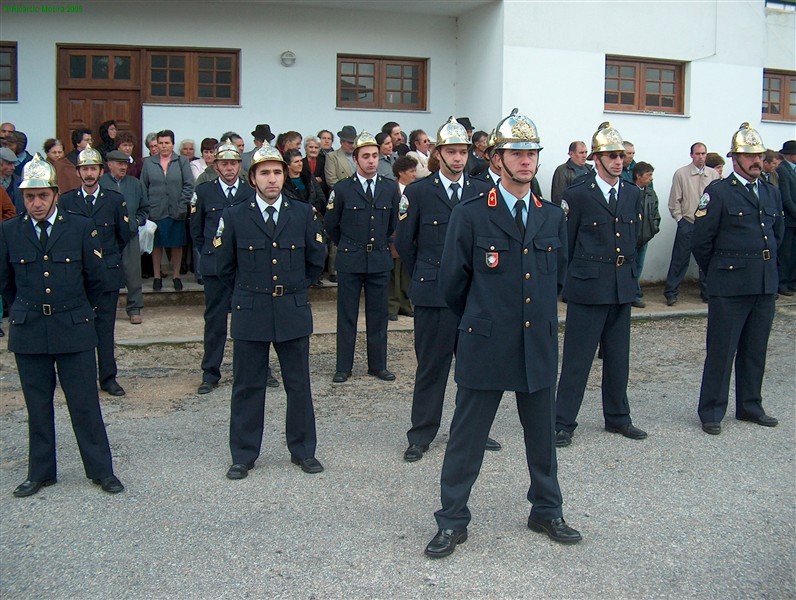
93, 248, 103, 258
695, 193, 710, 218
398, 194, 409, 220
326, 191, 335, 211
485, 252, 499, 268
190, 192, 198, 214
560, 199, 570, 218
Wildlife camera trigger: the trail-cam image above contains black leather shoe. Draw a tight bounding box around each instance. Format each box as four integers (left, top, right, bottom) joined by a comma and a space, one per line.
631, 299, 646, 308
485, 437, 502, 451
328, 274, 337, 283
665, 295, 677, 306
778, 287, 794, 296
403, 444, 429, 462
101, 380, 126, 397
198, 381, 218, 394
173, 278, 183, 291
555, 430, 572, 447
332, 371, 351, 383
527, 516, 582, 544
291, 456, 324, 474
153, 278, 162, 291
737, 413, 778, 427
702, 422, 721, 435
388, 314, 398, 321
398, 309, 415, 317
226, 462, 255, 480
368, 369, 396, 381
266, 375, 280, 388
13, 478, 56, 497
425, 528, 468, 558
605, 423, 648, 440
92, 475, 124, 494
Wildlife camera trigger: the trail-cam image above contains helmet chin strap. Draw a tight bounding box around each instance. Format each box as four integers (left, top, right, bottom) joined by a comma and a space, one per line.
733, 156, 760, 182
499, 151, 535, 185
437, 150, 463, 178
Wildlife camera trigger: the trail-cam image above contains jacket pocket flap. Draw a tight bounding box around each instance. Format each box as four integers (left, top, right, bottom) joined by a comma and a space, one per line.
237, 239, 266, 250
533, 237, 562, 251
280, 237, 306, 249
570, 265, 599, 280
9, 252, 37, 264
458, 315, 492, 337
232, 294, 254, 309
421, 214, 449, 225
51, 251, 82, 263
475, 236, 509, 252
70, 307, 94, 324
415, 268, 437, 281
714, 257, 746, 270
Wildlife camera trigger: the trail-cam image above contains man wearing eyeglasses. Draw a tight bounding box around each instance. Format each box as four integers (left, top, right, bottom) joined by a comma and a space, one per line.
554, 122, 648, 448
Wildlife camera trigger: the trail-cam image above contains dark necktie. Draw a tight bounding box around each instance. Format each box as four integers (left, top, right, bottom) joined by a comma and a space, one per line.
227, 186, 235, 202
515, 199, 526, 237
37, 221, 49, 249
85, 194, 95, 209
449, 182, 460, 204
608, 188, 617, 213
265, 205, 276, 237
366, 179, 374, 203
746, 182, 761, 209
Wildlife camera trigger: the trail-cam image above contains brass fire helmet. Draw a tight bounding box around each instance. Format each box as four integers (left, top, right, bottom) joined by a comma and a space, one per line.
76, 144, 103, 167
492, 108, 543, 152
247, 141, 287, 187
435, 116, 471, 148
19, 153, 58, 190
353, 130, 379, 151
726, 122, 766, 157
215, 138, 242, 161
587, 121, 624, 160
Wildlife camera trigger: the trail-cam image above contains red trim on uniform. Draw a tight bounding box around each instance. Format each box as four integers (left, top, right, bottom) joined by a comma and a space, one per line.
533, 193, 542, 208
487, 188, 498, 207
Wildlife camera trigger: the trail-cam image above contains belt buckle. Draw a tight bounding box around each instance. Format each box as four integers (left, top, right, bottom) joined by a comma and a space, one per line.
762, 249, 771, 261
366, 244, 373, 252
615, 255, 625, 267
42, 304, 52, 316
272, 285, 284, 297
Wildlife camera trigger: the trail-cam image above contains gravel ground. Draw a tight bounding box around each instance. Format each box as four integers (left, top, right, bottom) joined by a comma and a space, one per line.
0, 308, 794, 599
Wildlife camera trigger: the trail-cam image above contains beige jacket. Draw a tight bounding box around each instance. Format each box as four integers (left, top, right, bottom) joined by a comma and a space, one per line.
324, 148, 354, 188
668, 163, 720, 223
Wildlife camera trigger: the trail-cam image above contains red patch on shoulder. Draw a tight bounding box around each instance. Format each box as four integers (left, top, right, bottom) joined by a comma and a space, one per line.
487, 188, 498, 208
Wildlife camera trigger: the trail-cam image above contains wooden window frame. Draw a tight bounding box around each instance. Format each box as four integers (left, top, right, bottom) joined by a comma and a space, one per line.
604, 56, 684, 115
143, 49, 239, 105
337, 55, 427, 111
0, 42, 18, 101
762, 69, 796, 123
58, 47, 140, 90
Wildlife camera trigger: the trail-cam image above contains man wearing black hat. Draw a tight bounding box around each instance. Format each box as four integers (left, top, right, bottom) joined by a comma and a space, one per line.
242, 124, 275, 174
776, 140, 796, 295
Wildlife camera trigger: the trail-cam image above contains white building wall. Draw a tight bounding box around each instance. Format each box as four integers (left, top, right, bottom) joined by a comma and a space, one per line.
0, 1, 459, 154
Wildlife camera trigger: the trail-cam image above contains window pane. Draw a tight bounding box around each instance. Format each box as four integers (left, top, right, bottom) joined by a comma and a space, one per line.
386, 65, 401, 77
170, 56, 185, 68
92, 56, 109, 79
771, 78, 781, 90
403, 79, 417, 91
114, 56, 130, 80
70, 55, 87, 78
361, 91, 374, 103
199, 57, 213, 69
620, 66, 635, 78
0, 82, 9, 95
198, 86, 213, 98
151, 69, 167, 83
216, 86, 231, 98
620, 93, 634, 104
359, 77, 374, 90
0, 52, 11, 66
169, 84, 184, 97
217, 71, 231, 84
151, 55, 167, 68
620, 79, 635, 92
217, 57, 231, 70
661, 96, 674, 107
341, 62, 354, 75
171, 70, 185, 83
359, 63, 374, 76
606, 79, 618, 91
606, 65, 618, 77
151, 84, 167, 96
0, 67, 9, 80
646, 95, 659, 106
198, 71, 213, 84
645, 82, 659, 93
647, 68, 659, 80
769, 103, 780, 114
770, 91, 780, 103
386, 78, 400, 89
403, 66, 418, 78
662, 82, 674, 95
662, 69, 675, 82
605, 92, 618, 104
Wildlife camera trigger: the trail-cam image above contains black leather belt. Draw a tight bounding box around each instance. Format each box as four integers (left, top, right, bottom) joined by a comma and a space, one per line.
715, 249, 771, 260
16, 297, 86, 315
343, 238, 386, 252
574, 253, 635, 267
236, 282, 306, 296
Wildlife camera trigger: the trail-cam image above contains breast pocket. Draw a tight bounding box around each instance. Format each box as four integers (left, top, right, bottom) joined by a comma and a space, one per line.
236, 239, 267, 272
533, 236, 562, 274
420, 213, 449, 245
8, 251, 38, 286
278, 237, 306, 271
343, 200, 369, 228
51, 250, 83, 280
475, 236, 509, 274
578, 215, 612, 250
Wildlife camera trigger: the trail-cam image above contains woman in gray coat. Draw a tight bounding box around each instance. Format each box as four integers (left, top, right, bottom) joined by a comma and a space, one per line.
140, 129, 194, 290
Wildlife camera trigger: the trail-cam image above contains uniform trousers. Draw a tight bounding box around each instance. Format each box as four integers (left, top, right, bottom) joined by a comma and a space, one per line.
388, 257, 412, 316
778, 226, 796, 290
698, 294, 775, 424
556, 302, 632, 432
229, 337, 317, 466
15, 350, 114, 481
335, 270, 389, 372
200, 275, 231, 385
407, 305, 458, 447
435, 385, 562, 531
95, 290, 120, 387
664, 218, 707, 300
122, 235, 143, 316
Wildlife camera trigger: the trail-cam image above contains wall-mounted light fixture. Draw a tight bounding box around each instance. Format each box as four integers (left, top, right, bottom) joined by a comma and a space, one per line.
280, 51, 296, 67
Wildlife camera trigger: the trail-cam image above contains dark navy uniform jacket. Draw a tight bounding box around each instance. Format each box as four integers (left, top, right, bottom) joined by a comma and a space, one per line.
59, 187, 130, 292
440, 188, 567, 393
216, 195, 326, 343
190, 177, 253, 277
395, 173, 489, 307
692, 174, 783, 296
561, 174, 641, 305
0, 209, 104, 354
325, 175, 399, 273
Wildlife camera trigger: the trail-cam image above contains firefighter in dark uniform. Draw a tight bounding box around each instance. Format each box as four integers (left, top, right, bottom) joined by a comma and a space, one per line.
0, 154, 124, 496
190, 139, 254, 394
692, 123, 783, 435
216, 142, 327, 479
59, 145, 130, 397
325, 131, 400, 383
554, 123, 648, 448
424, 110, 581, 559
394, 117, 501, 462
